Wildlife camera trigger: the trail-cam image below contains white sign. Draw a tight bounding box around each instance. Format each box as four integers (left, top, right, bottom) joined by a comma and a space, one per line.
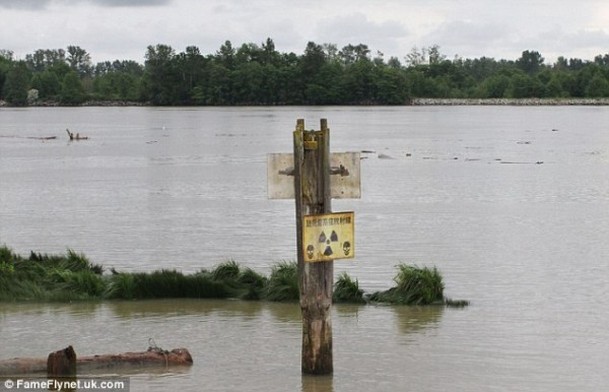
267, 152, 361, 199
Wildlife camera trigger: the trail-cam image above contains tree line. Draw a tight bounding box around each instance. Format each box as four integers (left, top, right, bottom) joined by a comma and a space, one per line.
1, 38, 609, 106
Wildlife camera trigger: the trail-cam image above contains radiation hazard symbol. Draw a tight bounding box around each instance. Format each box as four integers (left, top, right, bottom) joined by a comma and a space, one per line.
302, 211, 354, 262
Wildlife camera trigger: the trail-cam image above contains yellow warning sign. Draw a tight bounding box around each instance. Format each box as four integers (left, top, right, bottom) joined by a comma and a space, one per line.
302, 211, 354, 262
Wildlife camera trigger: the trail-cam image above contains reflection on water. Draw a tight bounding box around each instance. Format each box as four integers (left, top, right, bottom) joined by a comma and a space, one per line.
302, 374, 333, 392
0, 300, 451, 391
391, 305, 444, 337
266, 301, 302, 323
0, 301, 103, 317
107, 298, 266, 319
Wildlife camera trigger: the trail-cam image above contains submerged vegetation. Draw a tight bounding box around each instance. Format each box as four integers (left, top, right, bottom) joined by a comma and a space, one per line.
333, 272, 366, 304
264, 261, 299, 302
370, 265, 444, 305
0, 245, 468, 307
0, 246, 105, 301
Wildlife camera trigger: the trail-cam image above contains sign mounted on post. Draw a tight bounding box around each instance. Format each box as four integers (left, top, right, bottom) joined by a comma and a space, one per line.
302, 211, 354, 262
267, 118, 362, 375
267, 152, 361, 199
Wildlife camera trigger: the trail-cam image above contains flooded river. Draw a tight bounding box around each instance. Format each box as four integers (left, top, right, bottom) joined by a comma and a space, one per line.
1, 106, 609, 391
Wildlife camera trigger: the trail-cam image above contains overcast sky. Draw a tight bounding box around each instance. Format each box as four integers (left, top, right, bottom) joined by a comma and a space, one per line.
1, 0, 608, 65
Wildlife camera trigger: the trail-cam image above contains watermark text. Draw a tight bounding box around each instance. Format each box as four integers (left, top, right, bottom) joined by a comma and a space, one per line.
1, 377, 129, 392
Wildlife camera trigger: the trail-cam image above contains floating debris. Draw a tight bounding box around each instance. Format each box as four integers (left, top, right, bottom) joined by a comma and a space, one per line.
0, 135, 57, 140
500, 161, 544, 165
215, 133, 246, 137
66, 129, 89, 141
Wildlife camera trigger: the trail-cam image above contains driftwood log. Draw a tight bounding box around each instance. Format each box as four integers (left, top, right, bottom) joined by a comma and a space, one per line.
78, 348, 193, 372
0, 347, 192, 376
0, 357, 47, 376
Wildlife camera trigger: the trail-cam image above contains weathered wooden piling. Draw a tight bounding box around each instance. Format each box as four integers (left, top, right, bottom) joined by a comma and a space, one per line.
293, 119, 333, 375
47, 346, 77, 378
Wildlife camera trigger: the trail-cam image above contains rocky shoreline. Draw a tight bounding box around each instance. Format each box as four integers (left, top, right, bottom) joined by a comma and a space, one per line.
410, 97, 609, 106
0, 99, 148, 107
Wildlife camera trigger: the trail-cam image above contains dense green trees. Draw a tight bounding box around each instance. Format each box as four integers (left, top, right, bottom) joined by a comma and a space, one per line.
60, 71, 86, 104
0, 50, 12, 98
2, 40, 609, 106
93, 60, 144, 101
4, 61, 30, 106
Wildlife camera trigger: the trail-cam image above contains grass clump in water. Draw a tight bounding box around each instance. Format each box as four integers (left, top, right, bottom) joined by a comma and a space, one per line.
0, 245, 105, 301
265, 261, 299, 302
105, 260, 267, 301
1, 246, 469, 306
106, 268, 229, 300
210, 259, 241, 281
368, 263, 469, 307
235, 266, 268, 300
204, 260, 268, 300
210, 259, 267, 300
369, 264, 445, 305
333, 272, 365, 304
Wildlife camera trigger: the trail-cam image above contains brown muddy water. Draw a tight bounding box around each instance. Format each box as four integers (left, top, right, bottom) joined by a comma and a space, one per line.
1, 106, 609, 391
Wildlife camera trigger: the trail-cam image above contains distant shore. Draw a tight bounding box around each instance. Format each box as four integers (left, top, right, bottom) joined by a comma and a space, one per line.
0, 100, 148, 107
410, 98, 609, 106
3, 98, 609, 107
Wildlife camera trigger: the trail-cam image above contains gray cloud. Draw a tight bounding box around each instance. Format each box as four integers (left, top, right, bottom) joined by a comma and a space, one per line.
84, 0, 171, 6
1, 0, 607, 64
426, 20, 507, 46
315, 12, 410, 58
0, 0, 51, 9
317, 12, 409, 42
541, 28, 609, 51
423, 19, 513, 59
521, 27, 609, 62
0, 0, 170, 8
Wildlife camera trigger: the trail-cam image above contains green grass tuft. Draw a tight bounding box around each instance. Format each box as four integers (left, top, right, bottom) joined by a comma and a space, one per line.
265, 261, 299, 302
369, 264, 445, 305
104, 273, 136, 300
236, 267, 268, 300
0, 245, 105, 301
210, 259, 241, 281
0, 245, 468, 307
333, 272, 365, 304
105, 269, 229, 300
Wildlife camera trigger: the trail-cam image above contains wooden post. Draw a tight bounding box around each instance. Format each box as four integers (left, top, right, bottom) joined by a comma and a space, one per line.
293, 118, 333, 375
47, 346, 76, 378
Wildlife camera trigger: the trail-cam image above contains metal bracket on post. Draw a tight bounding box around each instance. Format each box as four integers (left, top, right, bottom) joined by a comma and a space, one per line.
330, 164, 349, 176
303, 132, 319, 150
